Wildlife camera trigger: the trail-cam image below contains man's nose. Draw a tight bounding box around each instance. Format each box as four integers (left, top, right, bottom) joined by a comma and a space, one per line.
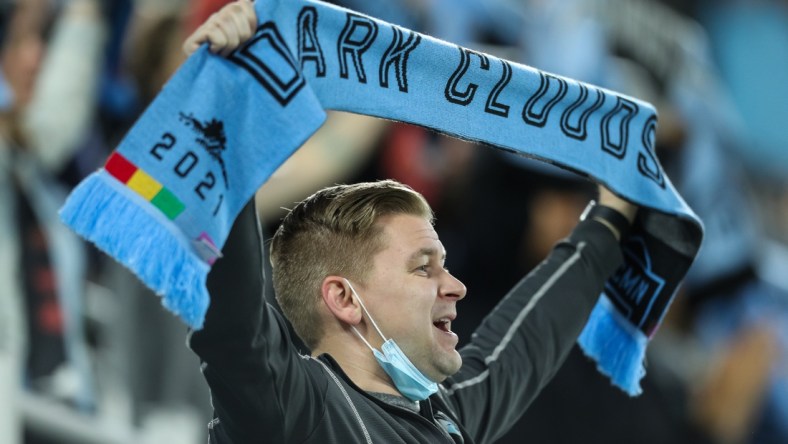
440, 271, 467, 301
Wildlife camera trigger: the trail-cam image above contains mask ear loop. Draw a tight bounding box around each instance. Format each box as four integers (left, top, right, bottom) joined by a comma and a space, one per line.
344, 279, 388, 348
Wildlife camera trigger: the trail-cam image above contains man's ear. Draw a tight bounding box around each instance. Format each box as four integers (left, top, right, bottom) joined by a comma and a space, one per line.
321, 276, 362, 325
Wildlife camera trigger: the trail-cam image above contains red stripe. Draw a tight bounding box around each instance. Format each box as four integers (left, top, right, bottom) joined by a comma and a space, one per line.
105, 152, 137, 183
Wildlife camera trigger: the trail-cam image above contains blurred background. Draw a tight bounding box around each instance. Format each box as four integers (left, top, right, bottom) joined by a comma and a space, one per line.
1, 0, 787, 442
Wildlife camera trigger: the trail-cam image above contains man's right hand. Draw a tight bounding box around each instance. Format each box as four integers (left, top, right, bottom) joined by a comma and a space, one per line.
597, 185, 637, 224
594, 185, 638, 241
182, 0, 257, 57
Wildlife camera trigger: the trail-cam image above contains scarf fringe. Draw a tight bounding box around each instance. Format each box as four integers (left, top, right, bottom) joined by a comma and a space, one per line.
578, 295, 647, 396
59, 172, 209, 329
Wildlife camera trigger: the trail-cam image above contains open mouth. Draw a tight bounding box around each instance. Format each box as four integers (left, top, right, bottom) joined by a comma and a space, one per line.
433, 318, 451, 333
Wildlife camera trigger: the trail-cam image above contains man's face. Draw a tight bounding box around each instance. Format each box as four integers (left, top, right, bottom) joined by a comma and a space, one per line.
359, 213, 467, 382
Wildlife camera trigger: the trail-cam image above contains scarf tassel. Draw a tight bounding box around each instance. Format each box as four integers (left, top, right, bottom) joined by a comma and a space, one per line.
578, 295, 648, 396
59, 172, 209, 329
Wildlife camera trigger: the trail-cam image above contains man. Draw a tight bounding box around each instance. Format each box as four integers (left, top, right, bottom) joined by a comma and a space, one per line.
185, 2, 637, 443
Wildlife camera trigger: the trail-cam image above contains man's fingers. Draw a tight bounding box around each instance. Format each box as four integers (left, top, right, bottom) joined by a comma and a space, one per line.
181, 0, 258, 57
206, 25, 229, 54
183, 39, 199, 56
213, 5, 244, 56
230, 3, 255, 43
213, 17, 238, 56
183, 21, 210, 55
221, 34, 240, 57
240, 0, 257, 32
182, 13, 219, 55
597, 185, 637, 222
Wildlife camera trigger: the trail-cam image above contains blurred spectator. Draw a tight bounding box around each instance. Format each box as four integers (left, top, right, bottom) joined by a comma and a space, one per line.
0, 0, 106, 442
699, 0, 788, 178
124, 0, 189, 106
255, 112, 387, 223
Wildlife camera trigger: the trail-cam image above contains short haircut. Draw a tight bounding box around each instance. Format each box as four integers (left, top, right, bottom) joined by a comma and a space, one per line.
270, 180, 433, 349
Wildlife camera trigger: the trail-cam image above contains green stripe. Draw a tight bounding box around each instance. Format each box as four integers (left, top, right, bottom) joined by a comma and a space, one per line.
151, 188, 185, 220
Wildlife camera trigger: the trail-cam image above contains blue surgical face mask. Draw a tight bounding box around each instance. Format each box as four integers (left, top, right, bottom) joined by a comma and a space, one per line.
344, 279, 438, 401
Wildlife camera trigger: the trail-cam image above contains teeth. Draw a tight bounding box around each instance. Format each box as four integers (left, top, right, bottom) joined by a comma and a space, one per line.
433, 318, 452, 332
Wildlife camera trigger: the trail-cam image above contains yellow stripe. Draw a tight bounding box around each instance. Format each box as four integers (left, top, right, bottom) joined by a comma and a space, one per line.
127, 169, 163, 200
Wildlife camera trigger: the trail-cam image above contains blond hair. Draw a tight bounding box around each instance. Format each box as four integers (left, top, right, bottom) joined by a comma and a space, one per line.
270, 180, 433, 348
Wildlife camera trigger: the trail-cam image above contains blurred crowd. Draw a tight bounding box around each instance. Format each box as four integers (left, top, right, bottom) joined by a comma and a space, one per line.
1, 0, 787, 443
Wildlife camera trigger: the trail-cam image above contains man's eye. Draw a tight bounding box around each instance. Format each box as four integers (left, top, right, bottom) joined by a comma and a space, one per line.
416, 265, 429, 273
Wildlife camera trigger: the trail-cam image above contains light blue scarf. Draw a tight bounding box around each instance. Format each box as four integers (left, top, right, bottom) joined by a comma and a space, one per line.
60, 0, 703, 395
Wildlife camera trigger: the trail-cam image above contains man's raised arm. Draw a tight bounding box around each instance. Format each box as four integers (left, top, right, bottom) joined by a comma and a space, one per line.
438, 185, 636, 442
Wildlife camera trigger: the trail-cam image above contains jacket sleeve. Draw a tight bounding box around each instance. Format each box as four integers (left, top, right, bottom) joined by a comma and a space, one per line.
187, 201, 326, 443
438, 218, 624, 444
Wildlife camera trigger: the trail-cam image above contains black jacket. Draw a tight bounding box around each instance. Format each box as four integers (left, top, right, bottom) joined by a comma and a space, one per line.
189, 201, 623, 443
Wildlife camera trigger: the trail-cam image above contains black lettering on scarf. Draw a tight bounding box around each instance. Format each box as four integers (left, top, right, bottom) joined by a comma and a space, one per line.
298, 7, 326, 77
607, 266, 663, 323
522, 72, 567, 127
228, 22, 306, 106
146, 113, 230, 215
338, 13, 378, 83
605, 237, 667, 334
600, 97, 638, 159
150, 133, 177, 160
444, 47, 489, 105
560, 84, 605, 140
379, 27, 421, 92
484, 60, 512, 117
637, 116, 666, 188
